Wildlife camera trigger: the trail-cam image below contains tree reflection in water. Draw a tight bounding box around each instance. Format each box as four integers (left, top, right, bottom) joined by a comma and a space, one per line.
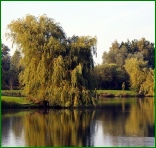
96, 98, 154, 138
24, 109, 96, 147
125, 98, 154, 137
2, 98, 154, 147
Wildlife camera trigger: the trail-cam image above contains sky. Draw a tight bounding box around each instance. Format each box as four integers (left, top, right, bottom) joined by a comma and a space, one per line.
1, 1, 155, 64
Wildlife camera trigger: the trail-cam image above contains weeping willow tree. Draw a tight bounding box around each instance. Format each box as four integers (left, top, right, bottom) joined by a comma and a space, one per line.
6, 14, 97, 107
124, 58, 154, 96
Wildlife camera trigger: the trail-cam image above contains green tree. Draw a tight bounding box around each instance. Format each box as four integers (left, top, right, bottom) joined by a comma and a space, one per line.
102, 38, 154, 92
139, 69, 154, 96
92, 64, 128, 89
1, 43, 11, 89
124, 58, 148, 93
136, 38, 154, 68
102, 38, 155, 68
6, 14, 97, 107
9, 50, 22, 89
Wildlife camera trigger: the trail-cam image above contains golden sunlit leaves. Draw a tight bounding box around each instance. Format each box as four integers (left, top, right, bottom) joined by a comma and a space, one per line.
6, 14, 97, 107
124, 58, 147, 92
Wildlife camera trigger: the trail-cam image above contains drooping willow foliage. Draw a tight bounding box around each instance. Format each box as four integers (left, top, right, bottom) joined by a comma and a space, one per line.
6, 14, 97, 107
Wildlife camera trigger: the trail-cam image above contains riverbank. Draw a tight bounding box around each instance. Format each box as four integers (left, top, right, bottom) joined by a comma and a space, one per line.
96, 90, 151, 98
1, 96, 37, 109
1, 89, 152, 109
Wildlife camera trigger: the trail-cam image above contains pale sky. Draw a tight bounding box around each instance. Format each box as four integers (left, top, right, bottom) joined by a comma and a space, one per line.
1, 1, 155, 64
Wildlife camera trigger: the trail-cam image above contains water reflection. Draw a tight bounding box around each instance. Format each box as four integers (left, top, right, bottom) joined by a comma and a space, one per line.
2, 98, 155, 147
96, 98, 154, 138
23, 109, 96, 146
125, 98, 154, 137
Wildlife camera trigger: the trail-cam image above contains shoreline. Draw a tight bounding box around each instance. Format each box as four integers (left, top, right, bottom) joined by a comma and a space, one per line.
2, 96, 154, 110
98, 93, 154, 98
2, 89, 154, 110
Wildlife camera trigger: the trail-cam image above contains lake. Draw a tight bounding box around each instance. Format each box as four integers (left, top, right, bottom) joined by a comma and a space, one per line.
2, 97, 155, 147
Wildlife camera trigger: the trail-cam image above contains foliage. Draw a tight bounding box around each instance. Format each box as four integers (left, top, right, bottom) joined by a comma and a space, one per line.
124, 58, 147, 92
102, 38, 155, 69
1, 43, 11, 89
124, 58, 154, 96
97, 38, 154, 95
92, 64, 128, 89
1, 43, 22, 90
9, 50, 22, 89
139, 69, 155, 96
6, 14, 97, 107
1, 43, 10, 71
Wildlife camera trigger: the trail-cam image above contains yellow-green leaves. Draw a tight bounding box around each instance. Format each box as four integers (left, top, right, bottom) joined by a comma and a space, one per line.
140, 69, 154, 96
124, 58, 154, 96
6, 14, 97, 107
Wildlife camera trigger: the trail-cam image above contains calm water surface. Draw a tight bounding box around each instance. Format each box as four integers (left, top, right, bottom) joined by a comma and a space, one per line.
2, 97, 155, 147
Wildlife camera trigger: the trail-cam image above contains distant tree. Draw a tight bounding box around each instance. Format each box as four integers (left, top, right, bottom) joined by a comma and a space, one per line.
92, 64, 128, 90
102, 38, 155, 68
127, 52, 144, 61
101, 38, 154, 93
6, 14, 97, 107
9, 50, 22, 89
1, 43, 10, 71
1, 43, 11, 89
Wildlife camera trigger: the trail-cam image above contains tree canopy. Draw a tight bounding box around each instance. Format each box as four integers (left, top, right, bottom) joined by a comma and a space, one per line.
1, 43, 22, 90
6, 14, 97, 107
92, 38, 154, 96
91, 63, 128, 90
124, 58, 154, 96
1, 44, 11, 89
102, 38, 155, 69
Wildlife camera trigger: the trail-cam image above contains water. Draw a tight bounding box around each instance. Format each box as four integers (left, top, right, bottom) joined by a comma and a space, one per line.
2, 97, 155, 147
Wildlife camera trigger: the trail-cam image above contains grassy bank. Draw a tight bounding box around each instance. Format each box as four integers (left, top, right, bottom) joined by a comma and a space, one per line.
2, 96, 27, 104
1, 89, 140, 109
96, 90, 137, 97
1, 96, 37, 109
1, 89, 138, 97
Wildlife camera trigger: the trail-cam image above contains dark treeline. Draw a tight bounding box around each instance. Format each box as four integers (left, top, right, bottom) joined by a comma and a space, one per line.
1, 44, 22, 90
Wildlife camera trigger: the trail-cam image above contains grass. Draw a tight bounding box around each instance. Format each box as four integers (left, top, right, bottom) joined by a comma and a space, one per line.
96, 90, 137, 96
1, 96, 36, 109
1, 96, 28, 104
1, 89, 138, 109
2, 89, 136, 96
